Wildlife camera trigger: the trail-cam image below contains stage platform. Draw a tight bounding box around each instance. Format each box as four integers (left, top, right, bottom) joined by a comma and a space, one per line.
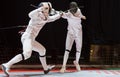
0, 69, 120, 77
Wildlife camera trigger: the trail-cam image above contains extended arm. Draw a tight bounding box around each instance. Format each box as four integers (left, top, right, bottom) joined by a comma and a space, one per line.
62, 11, 70, 19
47, 11, 63, 22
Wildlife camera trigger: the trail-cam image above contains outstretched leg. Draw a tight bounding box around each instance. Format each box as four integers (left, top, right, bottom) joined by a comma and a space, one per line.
1, 38, 32, 76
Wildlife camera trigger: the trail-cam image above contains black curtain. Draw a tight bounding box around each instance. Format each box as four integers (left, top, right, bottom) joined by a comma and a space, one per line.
86, 0, 120, 44
0, 0, 120, 64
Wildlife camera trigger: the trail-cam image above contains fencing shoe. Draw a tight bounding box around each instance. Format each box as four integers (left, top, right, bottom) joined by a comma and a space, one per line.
1, 64, 9, 76
73, 60, 81, 71
60, 66, 66, 73
44, 65, 55, 74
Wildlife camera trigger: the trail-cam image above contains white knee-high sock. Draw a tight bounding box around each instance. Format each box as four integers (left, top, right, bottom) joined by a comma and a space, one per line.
39, 57, 48, 70
63, 51, 70, 67
5, 54, 23, 68
76, 52, 81, 63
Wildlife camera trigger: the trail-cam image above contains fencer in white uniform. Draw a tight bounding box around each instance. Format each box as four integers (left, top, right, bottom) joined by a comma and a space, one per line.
60, 2, 86, 73
1, 2, 62, 76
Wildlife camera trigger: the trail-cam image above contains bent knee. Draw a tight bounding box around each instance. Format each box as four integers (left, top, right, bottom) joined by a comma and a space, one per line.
38, 48, 46, 56
23, 51, 32, 60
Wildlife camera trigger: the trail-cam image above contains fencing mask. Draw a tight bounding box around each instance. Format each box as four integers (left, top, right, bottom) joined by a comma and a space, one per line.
69, 2, 78, 14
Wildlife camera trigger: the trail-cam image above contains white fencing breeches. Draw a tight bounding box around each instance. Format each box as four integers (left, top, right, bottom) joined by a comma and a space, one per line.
4, 32, 47, 70
66, 30, 82, 52
62, 30, 82, 66
21, 32, 46, 60
21, 32, 48, 70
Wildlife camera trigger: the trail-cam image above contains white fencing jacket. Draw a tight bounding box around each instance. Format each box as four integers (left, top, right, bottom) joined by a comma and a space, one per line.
23, 8, 61, 40
62, 8, 83, 37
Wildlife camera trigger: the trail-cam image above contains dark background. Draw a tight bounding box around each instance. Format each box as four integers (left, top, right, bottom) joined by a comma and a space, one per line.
0, 0, 120, 64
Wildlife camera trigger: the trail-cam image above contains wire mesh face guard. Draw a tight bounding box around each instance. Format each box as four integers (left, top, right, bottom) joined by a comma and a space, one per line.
69, 2, 78, 14
37, 2, 52, 14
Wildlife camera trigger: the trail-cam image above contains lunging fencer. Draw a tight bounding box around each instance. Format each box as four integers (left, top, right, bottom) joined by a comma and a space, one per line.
60, 2, 86, 73
1, 2, 62, 76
